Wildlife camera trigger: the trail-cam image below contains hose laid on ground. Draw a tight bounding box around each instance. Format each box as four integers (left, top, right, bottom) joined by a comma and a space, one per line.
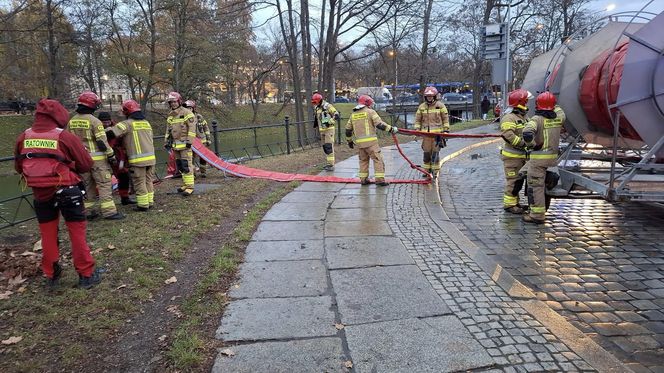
397, 128, 502, 138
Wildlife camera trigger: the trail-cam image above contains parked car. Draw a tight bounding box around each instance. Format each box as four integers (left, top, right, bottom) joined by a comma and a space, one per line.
334, 96, 349, 103
442, 93, 466, 102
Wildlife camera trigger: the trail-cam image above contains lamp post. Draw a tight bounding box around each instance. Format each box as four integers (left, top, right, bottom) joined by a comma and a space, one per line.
101, 74, 110, 111
388, 49, 398, 112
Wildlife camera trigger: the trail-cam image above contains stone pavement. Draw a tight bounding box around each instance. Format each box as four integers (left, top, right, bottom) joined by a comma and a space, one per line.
212, 124, 658, 372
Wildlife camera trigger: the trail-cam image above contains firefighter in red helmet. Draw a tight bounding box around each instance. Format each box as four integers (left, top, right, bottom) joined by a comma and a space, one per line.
14, 99, 101, 289
500, 88, 532, 214
345, 95, 398, 185
521, 92, 566, 224
164, 91, 197, 196
68, 91, 124, 220
414, 86, 449, 177
183, 99, 212, 178
106, 100, 156, 211
311, 93, 340, 171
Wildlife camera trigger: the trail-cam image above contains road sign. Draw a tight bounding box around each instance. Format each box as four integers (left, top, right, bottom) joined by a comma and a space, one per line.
481, 23, 507, 60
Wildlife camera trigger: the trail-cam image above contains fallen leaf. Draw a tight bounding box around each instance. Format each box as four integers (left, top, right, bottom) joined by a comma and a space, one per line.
157, 334, 167, 342
107, 244, 116, 250
0, 291, 13, 300
1, 336, 22, 345
170, 295, 181, 301
16, 286, 27, 293
220, 348, 235, 357
33, 240, 42, 252
127, 267, 134, 273
20, 251, 37, 257
344, 361, 353, 369
8, 275, 26, 286
166, 305, 183, 318
116, 284, 127, 290
164, 276, 177, 284
335, 323, 345, 330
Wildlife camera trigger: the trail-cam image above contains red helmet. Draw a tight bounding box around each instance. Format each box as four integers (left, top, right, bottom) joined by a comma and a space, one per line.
508, 89, 529, 110
78, 91, 101, 109
311, 93, 323, 106
536, 91, 556, 110
184, 100, 196, 109
166, 91, 182, 105
423, 86, 438, 97
358, 95, 374, 107
122, 99, 141, 116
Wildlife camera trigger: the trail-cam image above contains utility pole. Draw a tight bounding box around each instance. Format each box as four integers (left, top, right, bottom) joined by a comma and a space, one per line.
504, 3, 511, 109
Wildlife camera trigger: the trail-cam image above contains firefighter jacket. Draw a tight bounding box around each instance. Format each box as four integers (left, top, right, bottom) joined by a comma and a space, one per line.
108, 119, 157, 167
500, 111, 528, 158
195, 113, 211, 145
345, 106, 395, 149
414, 101, 449, 132
166, 106, 197, 150
314, 101, 339, 131
523, 110, 565, 160
68, 113, 114, 161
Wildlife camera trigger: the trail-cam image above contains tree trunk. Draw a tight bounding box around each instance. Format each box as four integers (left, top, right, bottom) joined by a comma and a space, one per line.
45, 0, 59, 99
277, 0, 305, 145
317, 0, 326, 93
419, 0, 433, 102
300, 0, 314, 138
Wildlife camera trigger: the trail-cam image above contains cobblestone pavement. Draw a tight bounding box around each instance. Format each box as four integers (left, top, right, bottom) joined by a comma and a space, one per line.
439, 132, 664, 372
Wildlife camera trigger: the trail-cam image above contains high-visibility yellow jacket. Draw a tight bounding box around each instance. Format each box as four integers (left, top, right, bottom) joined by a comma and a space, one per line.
414, 101, 449, 132
67, 113, 114, 161
195, 113, 211, 145
166, 106, 197, 150
108, 118, 156, 167
500, 111, 528, 158
345, 106, 395, 149
523, 108, 566, 160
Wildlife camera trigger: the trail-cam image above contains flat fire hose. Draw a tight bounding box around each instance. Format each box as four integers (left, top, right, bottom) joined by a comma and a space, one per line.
191, 129, 502, 184
397, 128, 502, 139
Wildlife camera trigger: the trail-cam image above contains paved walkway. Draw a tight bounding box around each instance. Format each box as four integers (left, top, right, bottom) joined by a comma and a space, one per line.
212, 124, 660, 372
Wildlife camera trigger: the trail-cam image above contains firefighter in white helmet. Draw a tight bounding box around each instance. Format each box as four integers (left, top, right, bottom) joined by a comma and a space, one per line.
414, 86, 450, 177
164, 91, 197, 196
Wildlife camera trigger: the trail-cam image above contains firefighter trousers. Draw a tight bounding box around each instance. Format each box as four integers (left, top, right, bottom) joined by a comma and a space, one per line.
358, 143, 385, 182
83, 160, 117, 217
193, 154, 207, 175
526, 159, 557, 220
130, 165, 155, 208
34, 186, 95, 278
501, 156, 526, 208
320, 128, 335, 166
174, 149, 194, 191
421, 137, 442, 172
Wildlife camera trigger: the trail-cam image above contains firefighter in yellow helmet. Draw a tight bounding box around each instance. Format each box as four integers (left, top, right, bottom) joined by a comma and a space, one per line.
106, 100, 156, 211
68, 91, 124, 220
345, 95, 398, 186
500, 89, 531, 214
164, 91, 197, 196
184, 100, 211, 178
521, 92, 566, 224
414, 86, 450, 177
311, 93, 340, 171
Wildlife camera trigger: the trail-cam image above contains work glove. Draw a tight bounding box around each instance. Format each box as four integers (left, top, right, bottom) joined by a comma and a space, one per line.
107, 154, 118, 167
347, 141, 354, 149
522, 130, 535, 144
77, 181, 87, 196
186, 142, 192, 149
164, 143, 172, 151
389, 126, 399, 134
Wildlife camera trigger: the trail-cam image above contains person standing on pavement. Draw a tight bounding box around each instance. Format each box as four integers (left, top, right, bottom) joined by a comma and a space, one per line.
184, 100, 211, 178
106, 100, 156, 212
312, 93, 340, 171
14, 99, 102, 289
414, 86, 450, 178
345, 95, 399, 186
521, 92, 566, 224
68, 91, 124, 220
164, 91, 197, 196
481, 96, 491, 120
500, 89, 532, 214
98, 111, 135, 206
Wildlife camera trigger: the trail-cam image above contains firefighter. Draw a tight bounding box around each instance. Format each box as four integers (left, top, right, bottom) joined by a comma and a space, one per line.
345, 95, 398, 186
98, 112, 135, 206
164, 91, 197, 196
312, 93, 340, 171
184, 100, 211, 178
68, 91, 124, 220
414, 86, 450, 177
522, 92, 565, 224
500, 89, 532, 214
14, 99, 101, 289
106, 100, 156, 211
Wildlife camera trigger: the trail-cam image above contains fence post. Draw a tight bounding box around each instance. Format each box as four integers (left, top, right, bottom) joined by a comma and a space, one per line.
285, 116, 291, 154
253, 127, 258, 151
211, 120, 220, 155
337, 116, 342, 145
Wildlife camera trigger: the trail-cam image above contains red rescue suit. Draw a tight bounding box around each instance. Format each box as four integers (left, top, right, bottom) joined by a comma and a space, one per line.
14, 99, 96, 280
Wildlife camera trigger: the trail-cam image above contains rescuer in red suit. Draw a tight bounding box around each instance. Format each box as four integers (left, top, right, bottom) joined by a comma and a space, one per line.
14, 99, 102, 289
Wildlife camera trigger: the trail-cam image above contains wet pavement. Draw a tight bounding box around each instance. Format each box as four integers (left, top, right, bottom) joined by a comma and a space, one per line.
212, 124, 662, 372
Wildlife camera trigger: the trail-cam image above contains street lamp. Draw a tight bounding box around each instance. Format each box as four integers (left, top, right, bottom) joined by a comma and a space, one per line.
388, 50, 398, 111
101, 74, 110, 111
605, 3, 616, 12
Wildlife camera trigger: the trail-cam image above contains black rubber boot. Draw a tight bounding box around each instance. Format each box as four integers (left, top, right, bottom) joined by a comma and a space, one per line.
46, 262, 62, 290
121, 197, 137, 205
78, 268, 102, 289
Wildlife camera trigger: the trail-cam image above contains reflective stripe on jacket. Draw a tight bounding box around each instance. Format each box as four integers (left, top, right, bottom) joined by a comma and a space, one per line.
166, 107, 197, 145
500, 112, 528, 157
414, 101, 449, 132
68, 113, 113, 161
110, 119, 156, 166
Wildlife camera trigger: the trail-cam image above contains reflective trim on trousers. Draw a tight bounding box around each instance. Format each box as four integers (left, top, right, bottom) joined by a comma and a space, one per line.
355, 136, 378, 143
147, 192, 154, 204
375, 172, 385, 178
503, 194, 518, 207
182, 174, 194, 187
358, 172, 369, 177
136, 193, 149, 208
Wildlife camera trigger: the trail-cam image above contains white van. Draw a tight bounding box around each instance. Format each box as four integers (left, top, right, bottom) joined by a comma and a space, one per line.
356, 87, 393, 104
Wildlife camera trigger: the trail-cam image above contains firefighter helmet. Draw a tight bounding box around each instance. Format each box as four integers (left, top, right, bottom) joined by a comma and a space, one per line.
423, 86, 438, 97
166, 91, 182, 104
122, 99, 141, 116
508, 89, 530, 110
358, 95, 374, 107
78, 91, 101, 109
311, 93, 323, 106
184, 100, 196, 109
536, 91, 556, 110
